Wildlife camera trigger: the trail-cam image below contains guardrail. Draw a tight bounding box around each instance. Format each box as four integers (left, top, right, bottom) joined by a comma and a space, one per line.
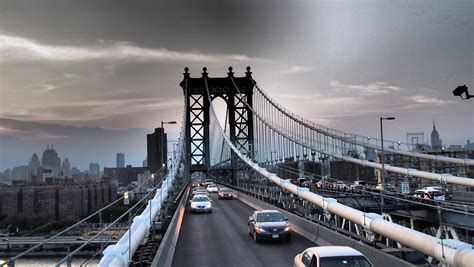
151, 185, 190, 266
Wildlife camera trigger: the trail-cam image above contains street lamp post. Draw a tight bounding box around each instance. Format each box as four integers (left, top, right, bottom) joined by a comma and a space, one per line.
161, 121, 177, 174
380, 116, 395, 210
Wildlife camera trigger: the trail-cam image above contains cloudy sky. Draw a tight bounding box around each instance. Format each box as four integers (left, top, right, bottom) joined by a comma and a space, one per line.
0, 0, 473, 171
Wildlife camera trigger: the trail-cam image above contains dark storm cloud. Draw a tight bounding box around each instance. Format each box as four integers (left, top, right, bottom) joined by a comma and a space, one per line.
0, 0, 473, 170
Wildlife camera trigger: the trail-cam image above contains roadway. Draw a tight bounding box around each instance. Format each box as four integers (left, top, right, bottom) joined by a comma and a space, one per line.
172, 192, 314, 267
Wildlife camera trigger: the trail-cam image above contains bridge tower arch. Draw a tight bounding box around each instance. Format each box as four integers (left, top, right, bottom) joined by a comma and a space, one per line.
180, 67, 255, 182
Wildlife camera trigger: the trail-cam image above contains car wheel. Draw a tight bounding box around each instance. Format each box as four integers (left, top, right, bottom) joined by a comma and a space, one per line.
248, 225, 252, 236
286, 235, 291, 243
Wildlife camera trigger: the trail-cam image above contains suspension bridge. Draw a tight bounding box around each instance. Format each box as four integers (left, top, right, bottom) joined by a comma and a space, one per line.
3, 67, 474, 267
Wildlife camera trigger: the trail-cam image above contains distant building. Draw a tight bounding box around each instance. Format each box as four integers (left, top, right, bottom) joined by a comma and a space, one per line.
11, 165, 29, 181
104, 165, 147, 186
465, 140, 474, 150
42, 167, 54, 183
61, 158, 71, 178
116, 153, 125, 168
430, 121, 442, 150
0, 181, 117, 220
137, 170, 151, 192
147, 128, 167, 174
70, 167, 86, 180
29, 153, 41, 182
36, 166, 45, 184
42, 145, 61, 177
448, 145, 463, 150
89, 162, 101, 179
0, 169, 12, 186
330, 160, 376, 183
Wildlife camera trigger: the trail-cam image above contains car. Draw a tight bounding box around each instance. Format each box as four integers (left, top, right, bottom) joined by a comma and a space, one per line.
192, 187, 209, 196
414, 189, 445, 201
247, 210, 291, 243
189, 195, 212, 213
203, 179, 214, 187
315, 180, 326, 189
294, 178, 309, 187
206, 184, 219, 193
294, 246, 373, 267
350, 180, 367, 190
375, 183, 396, 192
423, 186, 452, 200
333, 181, 348, 191
218, 188, 233, 199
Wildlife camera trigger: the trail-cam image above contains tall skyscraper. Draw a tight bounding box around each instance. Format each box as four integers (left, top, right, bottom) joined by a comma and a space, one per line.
62, 158, 71, 178
89, 162, 100, 178
116, 153, 125, 168
42, 144, 61, 177
29, 153, 41, 181
430, 121, 442, 150
147, 128, 167, 174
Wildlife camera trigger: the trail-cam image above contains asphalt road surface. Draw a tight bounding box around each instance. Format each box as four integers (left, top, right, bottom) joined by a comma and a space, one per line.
172, 192, 314, 267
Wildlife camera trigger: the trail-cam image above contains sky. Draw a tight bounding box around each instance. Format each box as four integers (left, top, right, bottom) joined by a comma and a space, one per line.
0, 0, 473, 171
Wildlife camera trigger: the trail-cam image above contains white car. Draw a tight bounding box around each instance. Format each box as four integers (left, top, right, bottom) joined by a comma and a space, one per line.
414, 189, 445, 201
192, 187, 209, 196
294, 246, 373, 267
207, 184, 218, 193
189, 195, 212, 213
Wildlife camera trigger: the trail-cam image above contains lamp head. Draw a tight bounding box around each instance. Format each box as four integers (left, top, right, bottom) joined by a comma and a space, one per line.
453, 85, 471, 99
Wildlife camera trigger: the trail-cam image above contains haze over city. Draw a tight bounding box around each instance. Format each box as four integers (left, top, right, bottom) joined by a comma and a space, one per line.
1, 0, 473, 171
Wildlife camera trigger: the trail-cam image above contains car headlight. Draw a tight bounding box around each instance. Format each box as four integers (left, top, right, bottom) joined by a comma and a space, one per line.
255, 226, 266, 233
190, 203, 197, 208
206, 203, 212, 208
284, 226, 291, 232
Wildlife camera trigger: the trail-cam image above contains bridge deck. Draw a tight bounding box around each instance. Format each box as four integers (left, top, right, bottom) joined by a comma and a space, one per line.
172, 193, 313, 266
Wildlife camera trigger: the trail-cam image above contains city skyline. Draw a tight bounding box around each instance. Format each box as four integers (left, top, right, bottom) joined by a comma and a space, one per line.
1, 0, 473, 170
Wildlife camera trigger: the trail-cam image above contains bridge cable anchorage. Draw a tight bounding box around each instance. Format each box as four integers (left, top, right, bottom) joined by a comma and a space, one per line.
202, 70, 474, 266
229, 76, 474, 188
252, 80, 474, 166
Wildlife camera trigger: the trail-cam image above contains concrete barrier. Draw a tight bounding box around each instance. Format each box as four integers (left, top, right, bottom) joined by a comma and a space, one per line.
233, 190, 415, 267
452, 191, 474, 203
151, 186, 190, 267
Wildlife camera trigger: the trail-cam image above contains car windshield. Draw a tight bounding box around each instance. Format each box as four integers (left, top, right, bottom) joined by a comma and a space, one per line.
256, 212, 285, 222
220, 188, 231, 192
319, 256, 372, 267
193, 196, 209, 202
